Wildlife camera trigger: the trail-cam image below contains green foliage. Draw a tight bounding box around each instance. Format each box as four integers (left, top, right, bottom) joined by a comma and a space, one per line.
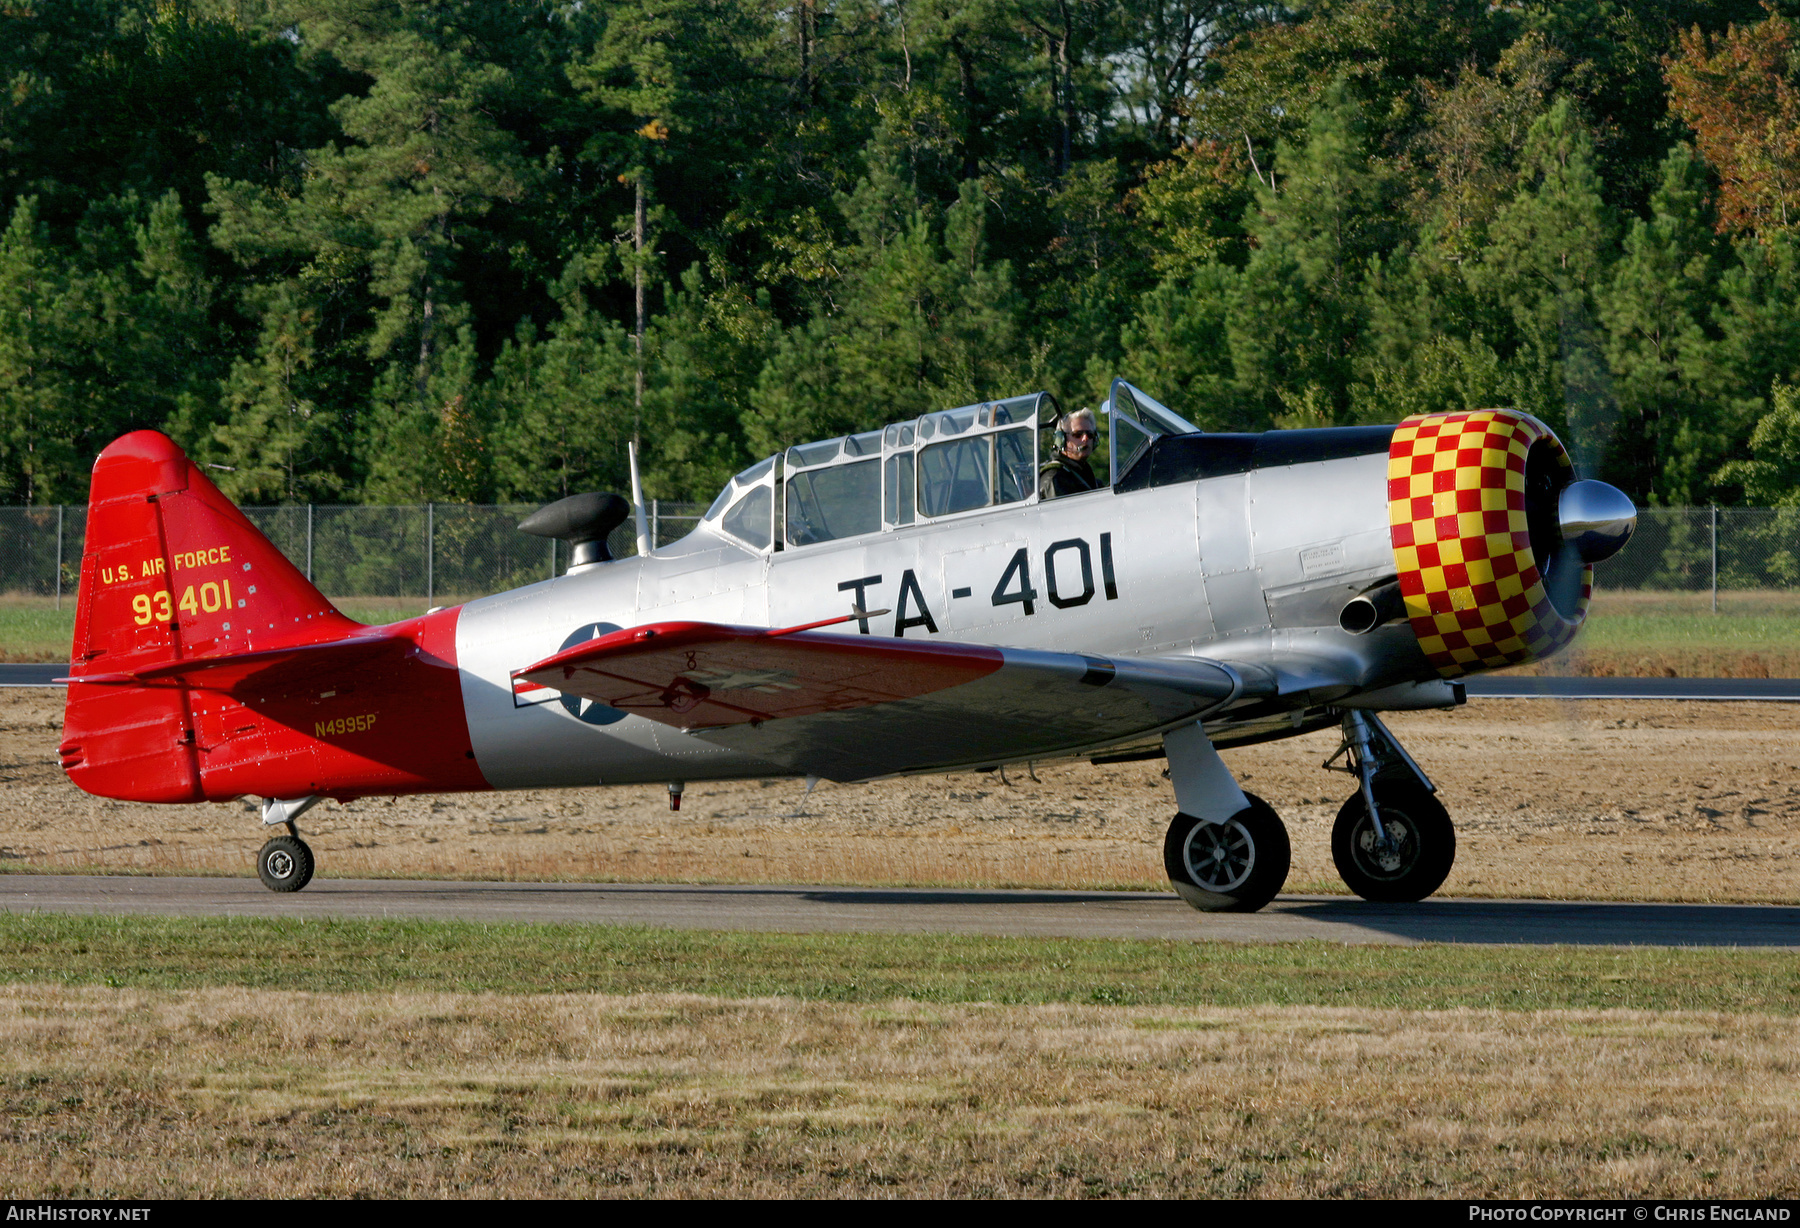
1717, 382, 1800, 507
486, 277, 637, 504
1229, 79, 1402, 428
1, 0, 1797, 509
1470, 100, 1619, 435
210, 286, 343, 504
1600, 144, 1724, 504
746, 176, 1031, 454
1111, 263, 1245, 429
0, 198, 87, 504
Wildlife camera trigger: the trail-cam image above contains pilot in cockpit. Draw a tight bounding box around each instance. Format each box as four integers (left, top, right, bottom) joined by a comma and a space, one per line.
1038, 408, 1103, 499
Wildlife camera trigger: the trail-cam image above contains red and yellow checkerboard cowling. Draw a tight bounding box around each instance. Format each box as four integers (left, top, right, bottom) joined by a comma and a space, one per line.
1387, 410, 1591, 678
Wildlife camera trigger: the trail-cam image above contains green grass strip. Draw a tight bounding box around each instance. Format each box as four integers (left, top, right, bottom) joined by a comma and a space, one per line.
1, 913, 1795, 1013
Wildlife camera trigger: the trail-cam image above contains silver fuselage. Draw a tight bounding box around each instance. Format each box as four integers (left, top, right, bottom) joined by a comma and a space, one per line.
455, 449, 1428, 787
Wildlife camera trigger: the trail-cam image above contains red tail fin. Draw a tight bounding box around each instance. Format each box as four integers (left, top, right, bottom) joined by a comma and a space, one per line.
61, 432, 487, 805
63, 432, 361, 802
71, 431, 359, 672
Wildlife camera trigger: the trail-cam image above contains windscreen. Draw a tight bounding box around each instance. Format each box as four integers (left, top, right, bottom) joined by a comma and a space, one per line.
720, 485, 772, 549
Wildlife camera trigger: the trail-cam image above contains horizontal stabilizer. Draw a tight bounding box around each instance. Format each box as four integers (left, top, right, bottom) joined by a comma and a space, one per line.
60, 634, 411, 696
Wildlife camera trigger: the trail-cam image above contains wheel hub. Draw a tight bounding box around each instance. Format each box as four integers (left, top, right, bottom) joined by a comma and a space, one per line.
267, 850, 295, 879
1358, 817, 1413, 874
1184, 819, 1255, 893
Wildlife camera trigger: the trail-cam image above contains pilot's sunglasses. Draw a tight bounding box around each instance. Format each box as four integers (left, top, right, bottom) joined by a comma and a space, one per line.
1067, 430, 1096, 440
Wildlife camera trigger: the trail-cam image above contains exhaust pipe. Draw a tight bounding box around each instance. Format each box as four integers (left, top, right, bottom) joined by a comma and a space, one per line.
1339, 580, 1407, 635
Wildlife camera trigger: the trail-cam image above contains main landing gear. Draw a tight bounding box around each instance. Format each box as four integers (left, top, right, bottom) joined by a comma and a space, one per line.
256, 796, 320, 893
1161, 723, 1290, 913
1323, 711, 1454, 903
1159, 709, 1454, 913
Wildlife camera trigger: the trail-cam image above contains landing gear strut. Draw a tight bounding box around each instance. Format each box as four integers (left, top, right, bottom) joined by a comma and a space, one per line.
1162, 722, 1290, 913
256, 796, 319, 893
1324, 711, 1454, 902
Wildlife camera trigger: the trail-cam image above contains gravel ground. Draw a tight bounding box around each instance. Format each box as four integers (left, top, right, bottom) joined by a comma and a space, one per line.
4, 690, 1798, 903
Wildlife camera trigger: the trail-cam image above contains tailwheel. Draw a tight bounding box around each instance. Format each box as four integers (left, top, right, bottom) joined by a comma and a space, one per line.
257, 834, 315, 893
1164, 793, 1290, 914
1332, 782, 1454, 903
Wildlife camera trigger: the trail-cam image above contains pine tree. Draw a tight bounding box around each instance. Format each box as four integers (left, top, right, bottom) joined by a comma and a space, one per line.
488, 265, 637, 504
0, 198, 90, 504
206, 6, 533, 440
643, 267, 778, 500
210, 286, 342, 505
1599, 144, 1724, 503
747, 169, 1031, 455
1227, 79, 1400, 427
131, 190, 219, 438
1470, 99, 1618, 453
361, 327, 489, 503
1699, 231, 1800, 503
1110, 262, 1246, 429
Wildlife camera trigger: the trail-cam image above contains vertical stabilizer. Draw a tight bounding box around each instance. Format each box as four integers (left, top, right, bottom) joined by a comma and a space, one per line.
62, 431, 361, 802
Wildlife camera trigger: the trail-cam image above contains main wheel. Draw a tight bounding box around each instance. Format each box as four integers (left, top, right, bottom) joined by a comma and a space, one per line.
1164, 793, 1290, 914
1331, 782, 1454, 903
257, 834, 315, 893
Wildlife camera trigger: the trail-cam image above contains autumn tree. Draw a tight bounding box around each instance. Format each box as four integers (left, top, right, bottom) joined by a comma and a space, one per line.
1667, 8, 1800, 240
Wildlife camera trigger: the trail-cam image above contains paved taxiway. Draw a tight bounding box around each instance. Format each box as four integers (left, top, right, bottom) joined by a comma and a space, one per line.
1, 875, 1795, 947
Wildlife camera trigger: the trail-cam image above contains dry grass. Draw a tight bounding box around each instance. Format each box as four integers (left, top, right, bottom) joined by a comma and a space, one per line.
6, 691, 1800, 903
0, 983, 1795, 1198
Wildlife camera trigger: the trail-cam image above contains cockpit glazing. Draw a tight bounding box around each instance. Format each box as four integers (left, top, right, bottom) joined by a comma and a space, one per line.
707, 391, 1063, 551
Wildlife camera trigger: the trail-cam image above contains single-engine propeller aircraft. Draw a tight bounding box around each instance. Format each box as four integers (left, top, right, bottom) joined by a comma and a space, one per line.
58, 380, 1636, 911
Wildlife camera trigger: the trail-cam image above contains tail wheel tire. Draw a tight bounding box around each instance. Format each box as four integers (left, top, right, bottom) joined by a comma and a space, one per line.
1164, 793, 1290, 914
258, 835, 315, 893
1331, 782, 1454, 903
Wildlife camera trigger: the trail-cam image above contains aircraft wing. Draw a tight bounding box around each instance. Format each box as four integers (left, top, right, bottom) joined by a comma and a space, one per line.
513, 619, 1252, 780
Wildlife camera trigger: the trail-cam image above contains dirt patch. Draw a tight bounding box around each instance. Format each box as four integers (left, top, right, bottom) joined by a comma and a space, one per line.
1, 984, 1795, 1198
5, 690, 1798, 902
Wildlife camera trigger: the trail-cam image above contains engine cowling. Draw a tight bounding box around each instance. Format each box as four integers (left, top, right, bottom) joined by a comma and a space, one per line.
1386, 409, 1599, 678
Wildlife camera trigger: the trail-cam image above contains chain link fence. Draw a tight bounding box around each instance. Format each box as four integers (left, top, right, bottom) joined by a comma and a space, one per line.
0, 501, 708, 610
1593, 507, 1800, 599
3, 504, 1797, 671
5, 503, 1783, 602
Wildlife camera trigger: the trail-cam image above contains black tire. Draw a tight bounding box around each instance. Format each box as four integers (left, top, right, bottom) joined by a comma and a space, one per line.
258, 835, 314, 893
1331, 782, 1454, 903
1164, 793, 1290, 914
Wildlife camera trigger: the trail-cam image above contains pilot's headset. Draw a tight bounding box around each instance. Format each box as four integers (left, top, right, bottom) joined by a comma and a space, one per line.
1036, 394, 1074, 456
1052, 409, 1093, 452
